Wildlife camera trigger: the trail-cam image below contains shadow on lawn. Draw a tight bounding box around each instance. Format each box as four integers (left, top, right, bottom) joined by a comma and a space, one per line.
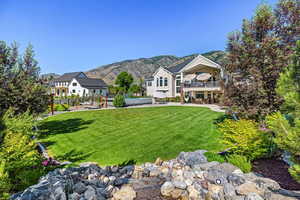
213, 114, 233, 125
117, 159, 137, 167
55, 149, 95, 163
38, 118, 94, 138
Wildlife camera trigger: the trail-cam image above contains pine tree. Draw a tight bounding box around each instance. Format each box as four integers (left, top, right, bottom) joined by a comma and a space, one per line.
0, 41, 49, 116
277, 40, 300, 118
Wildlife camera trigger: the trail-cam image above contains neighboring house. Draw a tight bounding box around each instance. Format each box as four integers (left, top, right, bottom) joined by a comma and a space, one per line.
51, 72, 108, 97
146, 54, 224, 104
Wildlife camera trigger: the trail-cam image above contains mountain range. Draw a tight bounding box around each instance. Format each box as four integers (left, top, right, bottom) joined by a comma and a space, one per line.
85, 50, 226, 85
42, 50, 226, 84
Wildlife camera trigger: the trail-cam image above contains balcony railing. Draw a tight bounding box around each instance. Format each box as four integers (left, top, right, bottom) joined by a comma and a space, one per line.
184, 81, 220, 88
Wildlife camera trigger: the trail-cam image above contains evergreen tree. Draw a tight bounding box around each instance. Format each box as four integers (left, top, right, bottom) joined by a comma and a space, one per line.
0, 41, 49, 116
277, 40, 300, 119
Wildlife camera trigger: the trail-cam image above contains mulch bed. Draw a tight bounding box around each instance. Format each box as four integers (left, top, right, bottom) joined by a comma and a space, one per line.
252, 157, 300, 191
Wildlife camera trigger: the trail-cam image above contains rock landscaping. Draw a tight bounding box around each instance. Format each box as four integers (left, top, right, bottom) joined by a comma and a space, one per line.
11, 150, 300, 200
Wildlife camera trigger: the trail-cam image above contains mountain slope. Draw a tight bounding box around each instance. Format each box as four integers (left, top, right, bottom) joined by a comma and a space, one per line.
86, 50, 226, 85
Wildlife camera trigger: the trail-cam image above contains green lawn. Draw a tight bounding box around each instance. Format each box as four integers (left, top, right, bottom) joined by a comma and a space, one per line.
39, 106, 224, 165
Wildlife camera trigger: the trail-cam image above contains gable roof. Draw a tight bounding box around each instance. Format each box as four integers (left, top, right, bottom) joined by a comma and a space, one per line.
167, 57, 196, 73
75, 78, 107, 89
152, 66, 174, 77
178, 54, 221, 73
54, 72, 86, 82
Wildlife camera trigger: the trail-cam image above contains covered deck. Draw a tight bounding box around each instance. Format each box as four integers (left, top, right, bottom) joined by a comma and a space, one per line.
179, 59, 223, 104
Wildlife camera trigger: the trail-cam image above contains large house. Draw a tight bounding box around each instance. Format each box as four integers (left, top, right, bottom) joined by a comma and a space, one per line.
146, 54, 224, 104
51, 72, 108, 97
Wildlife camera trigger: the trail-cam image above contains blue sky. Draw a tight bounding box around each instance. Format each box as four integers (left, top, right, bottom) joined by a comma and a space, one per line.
0, 0, 277, 74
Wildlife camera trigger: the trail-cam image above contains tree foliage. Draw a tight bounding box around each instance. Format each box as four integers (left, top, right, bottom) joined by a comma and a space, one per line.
267, 112, 300, 157
276, 40, 300, 119
0, 41, 49, 117
266, 41, 300, 183
115, 72, 133, 94
224, 1, 299, 120
129, 84, 141, 94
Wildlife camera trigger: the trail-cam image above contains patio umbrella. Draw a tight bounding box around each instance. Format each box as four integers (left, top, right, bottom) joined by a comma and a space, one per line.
183, 74, 197, 81
196, 73, 211, 81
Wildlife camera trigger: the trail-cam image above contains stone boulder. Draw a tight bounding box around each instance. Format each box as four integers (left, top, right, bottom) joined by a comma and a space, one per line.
177, 150, 208, 167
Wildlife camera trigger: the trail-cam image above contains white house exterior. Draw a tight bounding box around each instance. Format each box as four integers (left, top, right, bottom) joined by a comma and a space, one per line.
51, 72, 108, 97
146, 54, 224, 104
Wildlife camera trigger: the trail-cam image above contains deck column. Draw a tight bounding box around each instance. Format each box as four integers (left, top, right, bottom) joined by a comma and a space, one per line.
180, 72, 184, 104
180, 83, 184, 104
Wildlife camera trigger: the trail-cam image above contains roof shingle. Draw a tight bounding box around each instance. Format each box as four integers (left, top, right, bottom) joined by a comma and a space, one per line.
76, 78, 107, 88
54, 72, 84, 82
167, 57, 195, 73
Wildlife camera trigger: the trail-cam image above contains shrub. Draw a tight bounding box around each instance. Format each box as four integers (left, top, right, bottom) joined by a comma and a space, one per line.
113, 94, 125, 107
0, 131, 43, 191
218, 119, 270, 160
2, 109, 37, 137
204, 152, 225, 163
226, 154, 252, 173
266, 112, 300, 158
289, 164, 300, 183
0, 109, 55, 197
0, 161, 11, 199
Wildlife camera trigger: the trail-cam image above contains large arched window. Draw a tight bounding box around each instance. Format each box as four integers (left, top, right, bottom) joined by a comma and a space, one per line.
164, 77, 168, 86
159, 77, 163, 86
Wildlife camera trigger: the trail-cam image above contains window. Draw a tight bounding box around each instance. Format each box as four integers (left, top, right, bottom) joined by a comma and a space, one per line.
164, 78, 168, 86
72, 89, 76, 93
147, 81, 152, 87
159, 77, 163, 86
156, 78, 159, 87
72, 82, 77, 86
176, 78, 181, 93
196, 92, 204, 99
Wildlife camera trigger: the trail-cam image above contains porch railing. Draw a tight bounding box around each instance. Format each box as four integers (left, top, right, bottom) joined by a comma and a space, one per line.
183, 81, 220, 88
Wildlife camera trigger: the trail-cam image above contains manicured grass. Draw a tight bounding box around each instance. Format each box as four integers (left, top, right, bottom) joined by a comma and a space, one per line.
39, 106, 224, 165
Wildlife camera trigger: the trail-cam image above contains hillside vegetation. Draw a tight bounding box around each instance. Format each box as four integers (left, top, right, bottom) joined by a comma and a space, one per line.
86, 51, 226, 84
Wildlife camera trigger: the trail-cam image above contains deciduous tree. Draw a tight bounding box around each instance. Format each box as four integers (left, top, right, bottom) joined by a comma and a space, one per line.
115, 71, 133, 94
224, 1, 299, 120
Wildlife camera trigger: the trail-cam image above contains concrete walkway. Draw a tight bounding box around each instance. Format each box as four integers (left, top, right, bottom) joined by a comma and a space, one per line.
100, 103, 225, 113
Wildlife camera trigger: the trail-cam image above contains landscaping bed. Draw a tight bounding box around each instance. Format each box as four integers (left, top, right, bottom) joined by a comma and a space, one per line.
252, 158, 300, 191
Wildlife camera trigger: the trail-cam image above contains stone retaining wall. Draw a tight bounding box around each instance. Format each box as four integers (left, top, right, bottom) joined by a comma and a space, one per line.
11, 150, 300, 200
